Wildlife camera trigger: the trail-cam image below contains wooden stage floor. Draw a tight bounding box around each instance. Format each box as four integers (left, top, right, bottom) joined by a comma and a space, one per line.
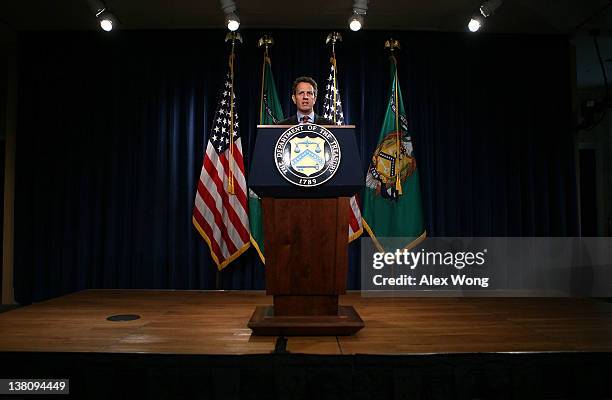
1, 290, 612, 355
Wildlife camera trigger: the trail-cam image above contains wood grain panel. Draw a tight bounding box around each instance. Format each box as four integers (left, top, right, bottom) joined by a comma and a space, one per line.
1, 290, 611, 355
262, 198, 348, 295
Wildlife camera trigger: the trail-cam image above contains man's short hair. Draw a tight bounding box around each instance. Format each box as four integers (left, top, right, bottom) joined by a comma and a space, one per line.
292, 76, 318, 97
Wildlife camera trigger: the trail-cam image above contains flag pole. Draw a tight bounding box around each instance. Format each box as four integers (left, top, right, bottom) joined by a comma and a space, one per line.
326, 32, 342, 124
257, 35, 274, 125
385, 38, 402, 195
393, 56, 402, 195
224, 32, 242, 195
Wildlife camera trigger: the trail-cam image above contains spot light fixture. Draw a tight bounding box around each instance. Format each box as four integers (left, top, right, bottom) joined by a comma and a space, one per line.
86, 0, 119, 32
479, 0, 503, 18
467, 0, 503, 32
98, 11, 118, 32
220, 0, 240, 31
348, 0, 368, 31
468, 15, 483, 32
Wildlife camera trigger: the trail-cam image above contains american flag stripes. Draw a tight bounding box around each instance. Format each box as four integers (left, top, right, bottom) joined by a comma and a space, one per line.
348, 195, 363, 242
322, 53, 363, 242
193, 53, 251, 270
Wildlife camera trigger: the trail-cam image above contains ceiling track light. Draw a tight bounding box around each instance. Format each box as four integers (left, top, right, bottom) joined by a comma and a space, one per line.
225, 13, 240, 31
467, 0, 502, 32
468, 15, 483, 32
348, 0, 368, 31
480, 0, 503, 18
348, 13, 364, 31
99, 11, 118, 32
220, 0, 240, 31
86, 0, 119, 32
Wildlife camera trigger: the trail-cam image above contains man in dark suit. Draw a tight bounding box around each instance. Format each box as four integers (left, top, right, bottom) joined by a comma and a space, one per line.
277, 76, 335, 126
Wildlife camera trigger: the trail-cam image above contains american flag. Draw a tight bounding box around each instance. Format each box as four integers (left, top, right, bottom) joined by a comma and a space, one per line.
322, 54, 363, 242
322, 57, 345, 125
193, 55, 251, 270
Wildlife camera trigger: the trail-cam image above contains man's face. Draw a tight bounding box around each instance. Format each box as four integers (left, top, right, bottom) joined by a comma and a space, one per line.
292, 82, 316, 114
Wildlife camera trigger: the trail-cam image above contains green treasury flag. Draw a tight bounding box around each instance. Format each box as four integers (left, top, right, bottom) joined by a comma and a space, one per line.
249, 49, 284, 263
362, 55, 426, 251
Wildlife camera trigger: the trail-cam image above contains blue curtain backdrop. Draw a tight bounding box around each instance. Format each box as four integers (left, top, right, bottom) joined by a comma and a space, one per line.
14, 30, 577, 304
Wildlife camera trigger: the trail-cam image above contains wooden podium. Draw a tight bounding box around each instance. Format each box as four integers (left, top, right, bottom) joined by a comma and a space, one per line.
247, 125, 364, 336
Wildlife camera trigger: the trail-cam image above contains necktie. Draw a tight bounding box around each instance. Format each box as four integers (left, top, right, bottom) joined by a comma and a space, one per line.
301, 115, 310, 124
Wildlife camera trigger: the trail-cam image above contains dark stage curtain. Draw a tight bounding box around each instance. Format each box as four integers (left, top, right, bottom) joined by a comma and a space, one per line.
14, 30, 578, 304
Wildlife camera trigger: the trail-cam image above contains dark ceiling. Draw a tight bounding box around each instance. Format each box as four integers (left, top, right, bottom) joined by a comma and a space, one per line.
1, 0, 611, 88
0, 0, 611, 33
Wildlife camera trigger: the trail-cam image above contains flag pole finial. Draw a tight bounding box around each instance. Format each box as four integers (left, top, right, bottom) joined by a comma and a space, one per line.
225, 32, 243, 43
257, 35, 274, 52
225, 32, 243, 55
384, 38, 401, 55
326, 32, 342, 55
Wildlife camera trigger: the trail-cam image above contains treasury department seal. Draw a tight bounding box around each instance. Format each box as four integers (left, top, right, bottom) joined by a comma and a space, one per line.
274, 124, 341, 187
